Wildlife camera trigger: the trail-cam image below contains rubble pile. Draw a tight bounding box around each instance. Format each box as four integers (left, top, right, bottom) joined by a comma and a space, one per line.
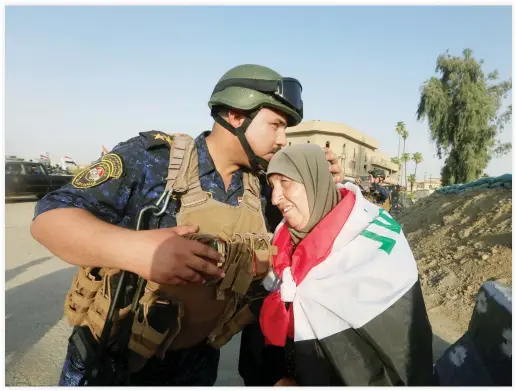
397, 187, 512, 342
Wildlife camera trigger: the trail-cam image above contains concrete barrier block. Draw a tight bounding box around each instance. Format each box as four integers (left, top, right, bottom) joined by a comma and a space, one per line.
467, 281, 512, 386
434, 333, 494, 386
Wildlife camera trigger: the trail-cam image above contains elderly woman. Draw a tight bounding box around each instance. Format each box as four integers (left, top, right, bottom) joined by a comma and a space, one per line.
259, 144, 435, 386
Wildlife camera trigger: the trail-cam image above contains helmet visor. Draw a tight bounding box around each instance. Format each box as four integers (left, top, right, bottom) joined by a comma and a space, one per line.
275, 77, 303, 112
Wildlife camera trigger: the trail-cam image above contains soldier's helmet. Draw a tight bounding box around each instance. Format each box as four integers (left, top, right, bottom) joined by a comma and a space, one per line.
369, 168, 386, 179
208, 64, 304, 173
208, 64, 303, 127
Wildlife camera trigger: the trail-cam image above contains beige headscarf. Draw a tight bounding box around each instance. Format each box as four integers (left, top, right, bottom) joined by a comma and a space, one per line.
267, 144, 341, 245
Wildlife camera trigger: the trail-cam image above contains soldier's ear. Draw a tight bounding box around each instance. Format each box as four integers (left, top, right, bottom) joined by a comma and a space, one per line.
227, 109, 246, 128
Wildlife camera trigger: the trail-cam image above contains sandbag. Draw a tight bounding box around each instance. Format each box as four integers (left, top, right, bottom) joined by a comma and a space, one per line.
476, 177, 495, 186
493, 174, 512, 184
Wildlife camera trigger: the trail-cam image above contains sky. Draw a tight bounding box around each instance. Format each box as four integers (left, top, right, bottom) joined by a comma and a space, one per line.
5, 5, 513, 180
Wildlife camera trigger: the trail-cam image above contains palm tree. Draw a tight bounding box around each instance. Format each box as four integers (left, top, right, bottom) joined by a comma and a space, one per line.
408, 174, 416, 192
395, 122, 406, 184
412, 152, 423, 180
401, 128, 409, 182
390, 157, 401, 185
401, 152, 411, 188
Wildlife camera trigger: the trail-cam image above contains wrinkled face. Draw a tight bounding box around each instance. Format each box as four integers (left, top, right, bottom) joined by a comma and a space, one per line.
269, 173, 310, 230
245, 108, 288, 162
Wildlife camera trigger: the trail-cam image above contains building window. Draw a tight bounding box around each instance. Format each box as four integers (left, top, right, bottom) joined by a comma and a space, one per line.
288, 142, 291, 146
307, 140, 310, 143
325, 141, 330, 148
353, 148, 356, 158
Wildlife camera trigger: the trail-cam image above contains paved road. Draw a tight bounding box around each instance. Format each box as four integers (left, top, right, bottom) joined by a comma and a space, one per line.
5, 198, 243, 386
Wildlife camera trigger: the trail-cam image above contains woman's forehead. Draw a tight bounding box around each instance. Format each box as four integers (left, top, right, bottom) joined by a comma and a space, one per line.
268, 173, 286, 181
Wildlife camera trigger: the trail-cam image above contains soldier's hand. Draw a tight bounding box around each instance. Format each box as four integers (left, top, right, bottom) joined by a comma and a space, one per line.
136, 224, 225, 286
324, 147, 343, 183
274, 378, 296, 386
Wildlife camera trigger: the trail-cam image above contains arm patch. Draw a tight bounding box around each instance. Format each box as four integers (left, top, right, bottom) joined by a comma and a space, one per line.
71, 153, 124, 189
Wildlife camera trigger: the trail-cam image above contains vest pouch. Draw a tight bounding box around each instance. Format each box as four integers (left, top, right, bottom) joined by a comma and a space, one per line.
253, 236, 278, 279
127, 288, 185, 372
231, 243, 255, 295
182, 233, 226, 286
207, 294, 238, 349
208, 303, 254, 349
83, 269, 131, 342
64, 267, 104, 327
217, 242, 246, 300
254, 248, 275, 278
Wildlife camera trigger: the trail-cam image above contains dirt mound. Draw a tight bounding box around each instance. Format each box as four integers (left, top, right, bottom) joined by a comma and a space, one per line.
397, 188, 512, 343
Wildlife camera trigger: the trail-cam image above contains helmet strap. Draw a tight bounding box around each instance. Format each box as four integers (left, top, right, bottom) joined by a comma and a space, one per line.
211, 108, 269, 175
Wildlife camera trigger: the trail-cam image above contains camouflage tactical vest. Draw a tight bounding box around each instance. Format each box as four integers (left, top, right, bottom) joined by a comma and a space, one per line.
63, 132, 275, 373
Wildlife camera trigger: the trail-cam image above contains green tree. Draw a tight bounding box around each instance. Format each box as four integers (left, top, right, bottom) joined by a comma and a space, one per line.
481, 173, 489, 178
390, 157, 400, 166
408, 174, 416, 192
401, 152, 411, 188
412, 152, 423, 180
416, 48, 512, 185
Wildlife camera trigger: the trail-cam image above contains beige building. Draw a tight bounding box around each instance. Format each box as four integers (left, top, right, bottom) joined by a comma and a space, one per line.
286, 120, 399, 184
415, 178, 442, 192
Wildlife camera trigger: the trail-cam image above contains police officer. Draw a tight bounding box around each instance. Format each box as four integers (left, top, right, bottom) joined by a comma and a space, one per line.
30, 64, 342, 386
367, 168, 390, 204
391, 184, 401, 206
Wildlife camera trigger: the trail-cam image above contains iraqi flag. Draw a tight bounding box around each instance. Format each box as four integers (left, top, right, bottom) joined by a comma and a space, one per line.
63, 156, 77, 165
40, 152, 50, 160
259, 182, 435, 386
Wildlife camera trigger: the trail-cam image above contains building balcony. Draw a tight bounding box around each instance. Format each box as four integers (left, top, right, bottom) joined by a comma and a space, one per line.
370, 156, 398, 172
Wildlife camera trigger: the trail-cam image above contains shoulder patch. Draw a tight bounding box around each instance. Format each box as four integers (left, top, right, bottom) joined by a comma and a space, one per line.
140, 130, 174, 150
71, 153, 124, 189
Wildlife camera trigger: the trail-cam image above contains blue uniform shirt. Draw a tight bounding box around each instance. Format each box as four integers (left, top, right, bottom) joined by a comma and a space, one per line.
35, 131, 270, 229
371, 182, 390, 203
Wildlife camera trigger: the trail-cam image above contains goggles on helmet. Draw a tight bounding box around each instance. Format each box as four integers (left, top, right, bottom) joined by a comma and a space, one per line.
211, 76, 303, 117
